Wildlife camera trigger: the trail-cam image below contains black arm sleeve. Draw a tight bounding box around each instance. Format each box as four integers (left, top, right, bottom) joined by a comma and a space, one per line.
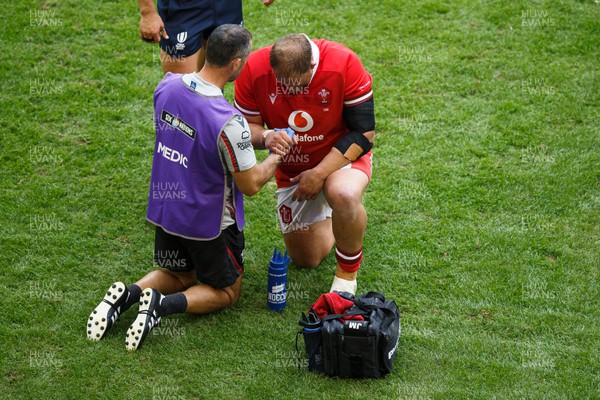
342, 97, 375, 134
334, 98, 375, 161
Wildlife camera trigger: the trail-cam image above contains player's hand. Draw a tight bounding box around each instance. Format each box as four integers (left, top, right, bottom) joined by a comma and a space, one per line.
290, 169, 325, 201
264, 129, 294, 156
262, 0, 276, 6
139, 12, 169, 44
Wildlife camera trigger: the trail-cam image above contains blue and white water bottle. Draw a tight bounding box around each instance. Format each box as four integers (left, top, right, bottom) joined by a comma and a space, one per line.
267, 248, 290, 311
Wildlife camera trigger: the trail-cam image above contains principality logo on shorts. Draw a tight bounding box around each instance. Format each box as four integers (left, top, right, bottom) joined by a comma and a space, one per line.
161, 110, 196, 139
176, 32, 187, 51
279, 204, 293, 224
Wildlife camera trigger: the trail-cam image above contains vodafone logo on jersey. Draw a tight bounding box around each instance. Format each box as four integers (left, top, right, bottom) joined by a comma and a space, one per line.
288, 110, 314, 133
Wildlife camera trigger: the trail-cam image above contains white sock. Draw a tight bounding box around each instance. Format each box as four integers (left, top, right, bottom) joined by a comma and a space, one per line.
330, 276, 357, 295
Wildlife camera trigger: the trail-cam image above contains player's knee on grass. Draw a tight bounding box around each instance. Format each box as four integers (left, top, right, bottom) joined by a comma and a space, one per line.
168, 270, 198, 289
290, 253, 324, 269
222, 284, 242, 307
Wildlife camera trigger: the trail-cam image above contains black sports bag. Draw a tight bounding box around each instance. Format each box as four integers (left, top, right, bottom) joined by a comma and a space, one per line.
298, 291, 401, 378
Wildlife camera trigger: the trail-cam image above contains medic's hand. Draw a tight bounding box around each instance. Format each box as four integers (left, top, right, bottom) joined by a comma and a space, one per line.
264, 128, 295, 156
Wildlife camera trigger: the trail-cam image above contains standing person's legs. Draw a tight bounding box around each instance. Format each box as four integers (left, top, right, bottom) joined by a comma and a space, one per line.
189, 0, 244, 74
160, 48, 201, 74
157, 0, 213, 74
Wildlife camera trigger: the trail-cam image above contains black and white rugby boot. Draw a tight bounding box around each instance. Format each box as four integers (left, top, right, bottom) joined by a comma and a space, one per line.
87, 282, 128, 341
125, 288, 163, 351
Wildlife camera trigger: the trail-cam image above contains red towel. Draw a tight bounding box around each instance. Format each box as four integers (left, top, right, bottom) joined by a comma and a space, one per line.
310, 292, 364, 322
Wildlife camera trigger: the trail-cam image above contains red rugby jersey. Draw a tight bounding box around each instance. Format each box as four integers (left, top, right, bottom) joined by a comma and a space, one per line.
234, 38, 373, 187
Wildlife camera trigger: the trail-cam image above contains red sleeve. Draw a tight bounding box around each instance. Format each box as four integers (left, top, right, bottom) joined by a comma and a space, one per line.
234, 55, 262, 117
343, 51, 373, 107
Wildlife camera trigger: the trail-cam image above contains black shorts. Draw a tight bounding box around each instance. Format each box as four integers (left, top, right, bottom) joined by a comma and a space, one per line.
154, 224, 244, 289
157, 0, 243, 57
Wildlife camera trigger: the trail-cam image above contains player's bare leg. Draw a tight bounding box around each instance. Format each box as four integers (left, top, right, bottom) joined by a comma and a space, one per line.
134, 269, 198, 294
86, 268, 197, 342
195, 42, 207, 71
324, 168, 369, 293
283, 218, 335, 268
133, 267, 241, 313
125, 270, 237, 351
183, 275, 242, 314
125, 275, 242, 350
160, 48, 200, 74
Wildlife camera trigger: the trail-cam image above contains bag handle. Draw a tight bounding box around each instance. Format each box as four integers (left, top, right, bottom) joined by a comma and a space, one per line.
298, 310, 322, 328
307, 292, 398, 323
361, 291, 386, 302
353, 292, 386, 310
320, 308, 368, 322
321, 303, 398, 325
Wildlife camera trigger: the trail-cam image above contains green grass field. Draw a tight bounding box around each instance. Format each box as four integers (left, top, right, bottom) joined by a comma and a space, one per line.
1, 0, 598, 399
